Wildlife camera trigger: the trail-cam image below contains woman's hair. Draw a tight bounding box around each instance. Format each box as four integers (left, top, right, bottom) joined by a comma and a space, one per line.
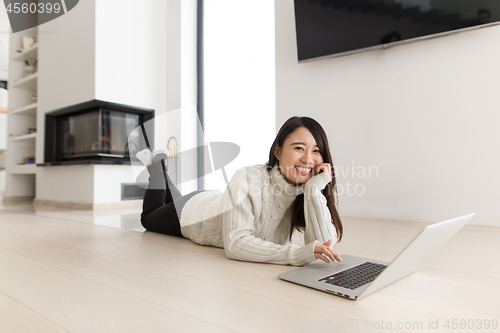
266, 116, 343, 243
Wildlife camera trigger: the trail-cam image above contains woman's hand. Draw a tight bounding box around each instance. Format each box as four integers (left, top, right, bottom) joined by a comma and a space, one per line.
304, 163, 332, 193
314, 163, 332, 177
314, 239, 342, 263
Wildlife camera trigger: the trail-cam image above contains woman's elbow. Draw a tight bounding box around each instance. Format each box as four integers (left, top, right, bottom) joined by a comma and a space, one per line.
223, 244, 240, 261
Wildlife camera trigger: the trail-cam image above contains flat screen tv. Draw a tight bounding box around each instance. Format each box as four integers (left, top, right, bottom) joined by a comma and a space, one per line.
294, 0, 500, 61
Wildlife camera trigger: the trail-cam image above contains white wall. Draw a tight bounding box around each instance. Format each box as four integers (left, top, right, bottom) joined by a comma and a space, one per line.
37, 166, 95, 204
95, 0, 169, 151
35, 0, 189, 205
96, 0, 197, 196
35, 0, 96, 203
203, 0, 276, 191
38, 165, 146, 205
94, 165, 145, 203
275, 0, 500, 226
37, 0, 96, 163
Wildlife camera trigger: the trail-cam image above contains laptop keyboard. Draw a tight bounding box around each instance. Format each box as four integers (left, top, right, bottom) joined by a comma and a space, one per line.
318, 262, 387, 290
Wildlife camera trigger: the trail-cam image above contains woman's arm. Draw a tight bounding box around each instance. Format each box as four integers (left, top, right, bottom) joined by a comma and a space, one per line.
303, 172, 338, 248
221, 168, 319, 266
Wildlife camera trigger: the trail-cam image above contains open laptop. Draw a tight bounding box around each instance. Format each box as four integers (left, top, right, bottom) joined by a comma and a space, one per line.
278, 213, 475, 300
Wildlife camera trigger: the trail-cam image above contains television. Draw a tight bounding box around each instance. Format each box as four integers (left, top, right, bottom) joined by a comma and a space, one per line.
294, 0, 500, 62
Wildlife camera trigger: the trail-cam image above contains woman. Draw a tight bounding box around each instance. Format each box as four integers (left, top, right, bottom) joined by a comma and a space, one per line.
138, 116, 343, 266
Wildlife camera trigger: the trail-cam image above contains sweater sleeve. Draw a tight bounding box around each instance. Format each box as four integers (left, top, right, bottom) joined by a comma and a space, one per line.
303, 172, 338, 249
221, 168, 319, 266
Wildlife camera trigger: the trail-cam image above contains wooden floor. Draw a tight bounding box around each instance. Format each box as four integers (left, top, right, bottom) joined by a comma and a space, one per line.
0, 209, 499, 333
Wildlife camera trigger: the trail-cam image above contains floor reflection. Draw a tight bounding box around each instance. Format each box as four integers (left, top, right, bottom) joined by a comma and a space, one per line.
0, 201, 145, 232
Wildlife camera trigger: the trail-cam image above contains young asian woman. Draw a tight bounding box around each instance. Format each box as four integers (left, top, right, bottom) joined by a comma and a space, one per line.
138, 116, 343, 266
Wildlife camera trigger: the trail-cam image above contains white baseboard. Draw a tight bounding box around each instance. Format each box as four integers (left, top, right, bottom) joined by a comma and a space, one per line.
34, 199, 143, 211
339, 207, 499, 227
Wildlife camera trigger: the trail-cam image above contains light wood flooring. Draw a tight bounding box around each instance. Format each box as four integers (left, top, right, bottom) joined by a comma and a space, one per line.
0, 209, 499, 332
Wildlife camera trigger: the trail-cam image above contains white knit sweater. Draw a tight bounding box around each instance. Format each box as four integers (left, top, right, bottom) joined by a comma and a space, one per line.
179, 164, 338, 266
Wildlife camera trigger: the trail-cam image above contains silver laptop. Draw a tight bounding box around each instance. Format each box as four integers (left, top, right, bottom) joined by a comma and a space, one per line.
278, 213, 475, 300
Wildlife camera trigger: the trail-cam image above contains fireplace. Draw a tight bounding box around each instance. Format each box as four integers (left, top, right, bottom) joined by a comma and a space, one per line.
43, 100, 154, 165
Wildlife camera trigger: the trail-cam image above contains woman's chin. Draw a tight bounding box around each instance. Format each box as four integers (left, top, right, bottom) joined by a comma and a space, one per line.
293, 175, 312, 185
283, 171, 312, 185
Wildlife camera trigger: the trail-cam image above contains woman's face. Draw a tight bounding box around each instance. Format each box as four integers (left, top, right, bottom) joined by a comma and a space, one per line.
274, 127, 324, 185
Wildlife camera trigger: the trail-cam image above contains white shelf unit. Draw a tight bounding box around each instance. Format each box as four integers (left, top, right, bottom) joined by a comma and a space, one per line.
4, 28, 39, 202
9, 103, 37, 117
11, 43, 38, 63
10, 132, 37, 142
7, 163, 37, 175
11, 72, 38, 91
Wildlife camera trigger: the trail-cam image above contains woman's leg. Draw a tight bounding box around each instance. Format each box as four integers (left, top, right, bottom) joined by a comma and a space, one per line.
141, 158, 183, 237
140, 158, 204, 237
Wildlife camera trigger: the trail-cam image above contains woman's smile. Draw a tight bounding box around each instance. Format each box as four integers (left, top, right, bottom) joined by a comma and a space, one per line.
295, 166, 313, 176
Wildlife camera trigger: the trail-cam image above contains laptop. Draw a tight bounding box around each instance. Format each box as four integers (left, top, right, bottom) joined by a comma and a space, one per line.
278, 213, 475, 300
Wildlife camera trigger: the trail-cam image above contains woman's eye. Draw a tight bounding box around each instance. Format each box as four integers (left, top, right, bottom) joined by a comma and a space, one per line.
294, 147, 320, 153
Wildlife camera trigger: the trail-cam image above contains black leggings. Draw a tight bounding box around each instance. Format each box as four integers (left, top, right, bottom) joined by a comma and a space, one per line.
141, 159, 205, 237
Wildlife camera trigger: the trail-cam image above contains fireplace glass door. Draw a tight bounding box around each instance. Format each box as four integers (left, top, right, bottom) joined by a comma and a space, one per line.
57, 109, 140, 160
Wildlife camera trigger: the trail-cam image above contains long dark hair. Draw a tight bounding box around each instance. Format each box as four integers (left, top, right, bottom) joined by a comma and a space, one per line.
266, 116, 343, 243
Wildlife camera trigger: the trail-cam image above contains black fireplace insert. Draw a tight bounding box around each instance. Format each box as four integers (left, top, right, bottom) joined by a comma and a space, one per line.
43, 100, 154, 165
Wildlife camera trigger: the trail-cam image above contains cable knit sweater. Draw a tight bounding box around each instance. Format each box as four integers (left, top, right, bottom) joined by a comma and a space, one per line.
179, 164, 338, 266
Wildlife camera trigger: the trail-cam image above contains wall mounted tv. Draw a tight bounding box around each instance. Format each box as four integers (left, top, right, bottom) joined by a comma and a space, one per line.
294, 0, 500, 61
